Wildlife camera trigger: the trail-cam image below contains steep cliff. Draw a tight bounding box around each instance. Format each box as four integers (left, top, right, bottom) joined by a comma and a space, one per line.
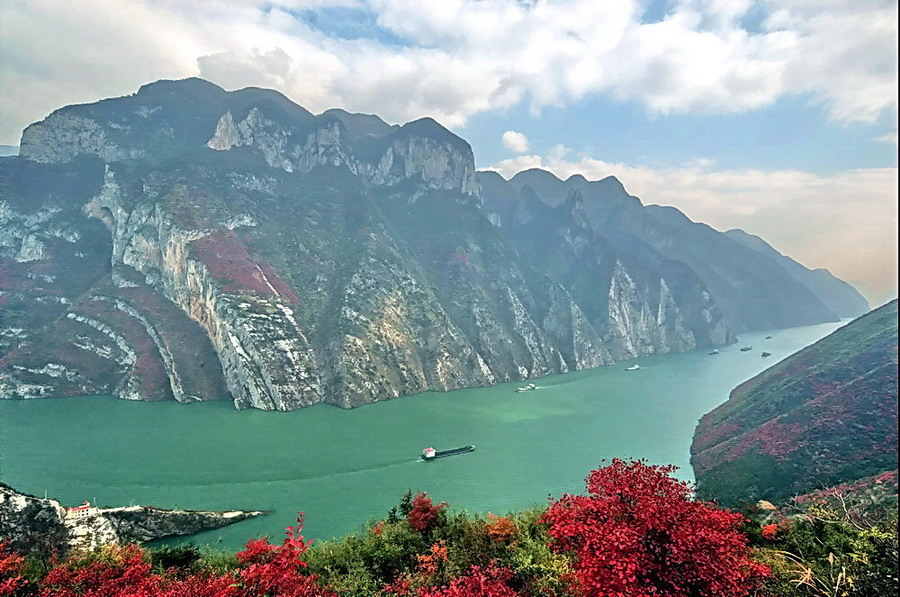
691, 300, 898, 506
482, 175, 731, 359
486, 168, 868, 334
2, 78, 734, 410
0, 483, 262, 553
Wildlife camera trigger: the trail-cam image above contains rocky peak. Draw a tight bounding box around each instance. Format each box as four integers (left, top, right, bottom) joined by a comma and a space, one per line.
17, 78, 478, 196
564, 189, 591, 230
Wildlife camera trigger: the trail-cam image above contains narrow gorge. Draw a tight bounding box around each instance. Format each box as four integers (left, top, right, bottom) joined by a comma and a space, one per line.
0, 78, 868, 411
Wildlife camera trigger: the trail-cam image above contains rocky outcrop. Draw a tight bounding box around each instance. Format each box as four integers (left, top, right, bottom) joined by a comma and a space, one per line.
0, 483, 262, 553
2, 78, 738, 411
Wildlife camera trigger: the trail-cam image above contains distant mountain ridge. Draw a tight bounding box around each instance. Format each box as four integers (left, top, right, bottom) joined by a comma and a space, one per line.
691, 300, 898, 506
723, 228, 869, 318
478, 168, 869, 334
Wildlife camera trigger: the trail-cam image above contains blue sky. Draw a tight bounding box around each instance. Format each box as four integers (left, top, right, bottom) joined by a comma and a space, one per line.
0, 0, 896, 300
458, 93, 897, 174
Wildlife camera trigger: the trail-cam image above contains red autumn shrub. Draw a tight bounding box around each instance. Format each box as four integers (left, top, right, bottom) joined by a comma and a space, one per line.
416, 541, 449, 577
39, 544, 163, 597
761, 523, 778, 540
35, 514, 334, 597
543, 459, 768, 597
237, 513, 337, 597
407, 493, 447, 532
0, 541, 27, 597
418, 563, 521, 597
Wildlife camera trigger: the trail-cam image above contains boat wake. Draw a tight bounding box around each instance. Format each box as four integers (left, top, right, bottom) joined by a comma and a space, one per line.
95, 459, 423, 490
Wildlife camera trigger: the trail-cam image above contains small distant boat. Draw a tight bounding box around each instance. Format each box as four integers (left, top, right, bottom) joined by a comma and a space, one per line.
625, 364, 640, 371
515, 383, 537, 392
708, 349, 719, 355
765, 335, 773, 339
761, 352, 771, 358
740, 346, 752, 352
421, 446, 475, 461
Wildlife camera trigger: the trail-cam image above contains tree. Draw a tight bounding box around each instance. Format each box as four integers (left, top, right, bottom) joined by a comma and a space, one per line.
543, 459, 768, 596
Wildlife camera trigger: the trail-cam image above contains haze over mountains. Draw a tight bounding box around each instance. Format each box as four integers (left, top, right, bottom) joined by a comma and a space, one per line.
0, 79, 869, 411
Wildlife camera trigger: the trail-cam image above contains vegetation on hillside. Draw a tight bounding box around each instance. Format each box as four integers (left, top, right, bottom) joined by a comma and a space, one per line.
692, 300, 899, 506
3, 459, 896, 596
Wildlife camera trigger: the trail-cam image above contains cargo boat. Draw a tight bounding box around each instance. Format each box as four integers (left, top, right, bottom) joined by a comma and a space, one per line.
421, 446, 475, 460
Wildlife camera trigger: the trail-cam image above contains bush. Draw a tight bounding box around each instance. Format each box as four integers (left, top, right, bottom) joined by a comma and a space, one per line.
751, 499, 899, 596
543, 459, 768, 596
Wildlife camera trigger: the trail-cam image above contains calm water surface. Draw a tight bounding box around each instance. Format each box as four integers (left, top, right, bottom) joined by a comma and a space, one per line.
0, 321, 843, 549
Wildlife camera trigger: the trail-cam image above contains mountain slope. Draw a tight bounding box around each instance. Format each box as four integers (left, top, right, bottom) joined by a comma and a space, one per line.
481, 173, 732, 357
0, 79, 733, 410
724, 228, 869, 317
482, 168, 863, 333
691, 300, 898, 506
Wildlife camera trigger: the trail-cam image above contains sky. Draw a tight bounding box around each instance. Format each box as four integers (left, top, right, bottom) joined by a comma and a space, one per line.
1, 0, 897, 302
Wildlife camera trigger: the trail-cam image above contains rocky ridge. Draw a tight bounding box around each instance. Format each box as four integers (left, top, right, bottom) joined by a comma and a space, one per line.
479, 168, 869, 334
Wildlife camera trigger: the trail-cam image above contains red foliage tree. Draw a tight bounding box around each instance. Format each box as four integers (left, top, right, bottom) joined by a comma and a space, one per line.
407, 493, 447, 533
543, 459, 768, 597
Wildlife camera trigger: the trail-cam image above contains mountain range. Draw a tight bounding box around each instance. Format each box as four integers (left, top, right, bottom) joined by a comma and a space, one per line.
0, 78, 868, 410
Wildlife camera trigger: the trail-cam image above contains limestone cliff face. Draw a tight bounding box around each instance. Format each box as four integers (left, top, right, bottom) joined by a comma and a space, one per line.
0, 483, 262, 553
605, 262, 695, 359
1, 78, 733, 410
204, 109, 477, 196
484, 181, 727, 361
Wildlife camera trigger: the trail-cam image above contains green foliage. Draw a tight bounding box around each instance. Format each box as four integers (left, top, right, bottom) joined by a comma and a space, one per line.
750, 499, 898, 596
148, 543, 201, 573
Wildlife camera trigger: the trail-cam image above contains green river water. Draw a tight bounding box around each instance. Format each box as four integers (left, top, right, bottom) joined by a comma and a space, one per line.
0, 321, 843, 549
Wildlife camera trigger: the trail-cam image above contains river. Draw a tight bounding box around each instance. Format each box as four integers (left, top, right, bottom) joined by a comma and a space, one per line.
0, 321, 843, 549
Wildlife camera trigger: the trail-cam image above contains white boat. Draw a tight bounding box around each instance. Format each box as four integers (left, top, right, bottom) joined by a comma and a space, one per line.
515, 383, 537, 392
708, 349, 719, 355
625, 364, 640, 371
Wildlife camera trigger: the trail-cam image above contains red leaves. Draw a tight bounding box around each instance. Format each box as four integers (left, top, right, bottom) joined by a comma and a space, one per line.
385, 563, 521, 597
35, 514, 335, 597
407, 493, 447, 532
418, 564, 520, 597
18, 463, 777, 597
543, 459, 768, 597
0, 542, 27, 597
39, 544, 162, 597
761, 524, 779, 540
236, 514, 336, 597
192, 230, 299, 303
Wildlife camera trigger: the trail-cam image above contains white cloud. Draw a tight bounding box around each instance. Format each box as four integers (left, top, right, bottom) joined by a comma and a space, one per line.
502, 130, 530, 153
486, 153, 898, 298
0, 0, 896, 143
